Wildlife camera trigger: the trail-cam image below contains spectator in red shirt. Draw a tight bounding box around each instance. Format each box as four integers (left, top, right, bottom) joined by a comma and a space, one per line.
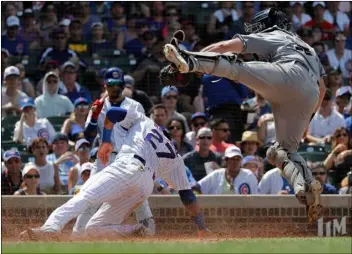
209, 118, 234, 155
303, 2, 335, 41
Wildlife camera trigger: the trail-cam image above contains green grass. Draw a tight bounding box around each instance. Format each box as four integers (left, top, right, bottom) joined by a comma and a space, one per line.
3, 237, 351, 253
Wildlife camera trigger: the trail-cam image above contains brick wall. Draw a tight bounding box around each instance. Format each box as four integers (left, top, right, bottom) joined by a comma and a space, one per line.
2, 195, 351, 238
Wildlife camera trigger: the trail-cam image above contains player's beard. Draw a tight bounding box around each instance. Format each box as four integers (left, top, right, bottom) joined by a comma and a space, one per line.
109, 88, 122, 100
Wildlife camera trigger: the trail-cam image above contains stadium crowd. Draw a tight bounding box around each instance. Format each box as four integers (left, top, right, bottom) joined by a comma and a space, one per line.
1, 1, 352, 197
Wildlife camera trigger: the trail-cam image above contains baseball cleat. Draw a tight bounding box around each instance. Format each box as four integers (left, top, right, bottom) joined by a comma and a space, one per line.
19, 227, 60, 241
296, 180, 323, 223
139, 217, 156, 236
163, 44, 190, 73
131, 223, 150, 237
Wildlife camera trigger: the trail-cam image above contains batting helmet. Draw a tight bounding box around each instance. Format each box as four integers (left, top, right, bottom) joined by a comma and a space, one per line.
104, 67, 125, 88
244, 8, 290, 34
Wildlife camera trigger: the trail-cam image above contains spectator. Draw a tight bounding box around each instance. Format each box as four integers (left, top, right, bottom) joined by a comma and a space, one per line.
123, 75, 153, 114
207, 2, 239, 40
58, 61, 92, 104
209, 118, 234, 155
1, 150, 22, 195
71, 162, 93, 195
46, 133, 78, 189
198, 146, 258, 194
89, 147, 98, 163
226, 1, 255, 38
335, 86, 352, 118
35, 71, 74, 118
146, 1, 165, 34
319, 52, 333, 74
240, 131, 262, 157
1, 48, 10, 77
324, 127, 352, 170
308, 161, 337, 194
324, 2, 350, 35
179, 21, 200, 51
2, 16, 28, 56
14, 164, 44, 195
39, 4, 58, 45
166, 117, 193, 156
28, 138, 61, 194
90, 22, 111, 55
327, 69, 344, 100
326, 33, 352, 79
339, 172, 352, 194
312, 41, 327, 55
160, 86, 189, 132
258, 167, 294, 194
291, 2, 312, 32
150, 104, 168, 128
61, 98, 90, 142
58, 18, 71, 35
257, 113, 276, 147
185, 112, 208, 149
1, 66, 28, 116
105, 2, 126, 38
67, 19, 89, 55
303, 2, 335, 41
307, 89, 346, 144
242, 155, 264, 181
18, 9, 41, 50
15, 63, 36, 99
74, 2, 101, 38
183, 127, 222, 181
13, 97, 56, 145
39, 27, 83, 68
67, 138, 91, 193
243, 92, 271, 131
202, 75, 248, 142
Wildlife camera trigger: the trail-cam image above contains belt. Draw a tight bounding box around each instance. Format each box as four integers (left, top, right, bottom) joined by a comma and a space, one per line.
133, 154, 146, 166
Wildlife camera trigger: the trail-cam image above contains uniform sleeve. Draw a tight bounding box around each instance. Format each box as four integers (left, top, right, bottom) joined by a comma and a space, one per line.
237, 32, 284, 58
119, 109, 144, 129
136, 101, 145, 115
258, 173, 271, 194
248, 172, 258, 194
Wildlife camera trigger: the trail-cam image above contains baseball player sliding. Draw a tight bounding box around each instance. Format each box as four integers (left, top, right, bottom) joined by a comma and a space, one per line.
20, 106, 208, 240
72, 67, 155, 236
161, 8, 326, 222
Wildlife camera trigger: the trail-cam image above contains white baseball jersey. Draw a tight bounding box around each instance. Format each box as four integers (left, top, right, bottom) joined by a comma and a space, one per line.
258, 168, 294, 194
198, 168, 258, 194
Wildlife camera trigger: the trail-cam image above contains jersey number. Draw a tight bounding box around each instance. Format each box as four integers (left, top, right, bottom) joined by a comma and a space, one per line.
295, 45, 312, 56
145, 129, 177, 159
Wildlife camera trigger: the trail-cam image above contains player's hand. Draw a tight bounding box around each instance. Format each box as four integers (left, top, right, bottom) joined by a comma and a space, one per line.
98, 142, 114, 165
91, 98, 105, 120
333, 144, 347, 154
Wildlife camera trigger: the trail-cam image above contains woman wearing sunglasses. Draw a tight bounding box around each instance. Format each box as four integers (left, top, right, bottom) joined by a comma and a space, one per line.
166, 117, 193, 156
14, 163, 44, 195
62, 97, 90, 142
324, 127, 352, 170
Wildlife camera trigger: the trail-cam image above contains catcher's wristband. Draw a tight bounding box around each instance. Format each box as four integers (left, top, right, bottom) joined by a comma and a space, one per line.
192, 212, 207, 230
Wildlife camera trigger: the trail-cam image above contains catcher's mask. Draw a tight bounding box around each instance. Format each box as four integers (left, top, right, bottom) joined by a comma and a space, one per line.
244, 8, 291, 34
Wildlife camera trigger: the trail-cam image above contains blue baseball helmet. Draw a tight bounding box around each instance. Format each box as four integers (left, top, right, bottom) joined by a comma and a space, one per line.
104, 67, 125, 88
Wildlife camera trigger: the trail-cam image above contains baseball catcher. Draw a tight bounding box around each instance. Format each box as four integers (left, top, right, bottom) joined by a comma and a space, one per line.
162, 8, 326, 222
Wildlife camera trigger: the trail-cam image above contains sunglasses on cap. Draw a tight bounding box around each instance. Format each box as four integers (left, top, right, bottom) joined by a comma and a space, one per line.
193, 121, 206, 128
24, 174, 40, 179
106, 80, 124, 87
198, 136, 212, 140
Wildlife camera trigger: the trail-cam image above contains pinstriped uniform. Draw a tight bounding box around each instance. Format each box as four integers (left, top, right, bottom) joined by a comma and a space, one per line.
42, 111, 190, 235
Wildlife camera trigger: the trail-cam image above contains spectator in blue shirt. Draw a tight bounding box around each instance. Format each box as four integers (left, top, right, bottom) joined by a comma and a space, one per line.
308, 161, 337, 194
59, 61, 92, 104
73, 2, 101, 38
39, 27, 85, 69
105, 2, 127, 38
90, 22, 111, 55
202, 74, 249, 142
2, 16, 28, 56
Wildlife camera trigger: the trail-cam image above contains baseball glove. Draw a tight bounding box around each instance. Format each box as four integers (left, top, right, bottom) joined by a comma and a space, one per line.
160, 64, 193, 87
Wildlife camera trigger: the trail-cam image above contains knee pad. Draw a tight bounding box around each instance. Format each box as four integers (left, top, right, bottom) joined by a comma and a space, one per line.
266, 142, 288, 168
184, 50, 239, 63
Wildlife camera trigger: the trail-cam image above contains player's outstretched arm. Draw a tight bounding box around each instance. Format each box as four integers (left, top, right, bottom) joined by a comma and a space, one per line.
178, 189, 209, 237
201, 38, 245, 54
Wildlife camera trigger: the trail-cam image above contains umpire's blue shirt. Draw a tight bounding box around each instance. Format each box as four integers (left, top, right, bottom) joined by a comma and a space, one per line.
202, 74, 249, 109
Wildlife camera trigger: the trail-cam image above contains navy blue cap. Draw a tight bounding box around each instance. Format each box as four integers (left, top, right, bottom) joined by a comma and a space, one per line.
51, 133, 69, 144
74, 97, 88, 107
20, 97, 35, 110
104, 67, 124, 85
191, 112, 207, 121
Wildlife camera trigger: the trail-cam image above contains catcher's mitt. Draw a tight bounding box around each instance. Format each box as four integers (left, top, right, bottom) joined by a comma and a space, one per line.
159, 64, 193, 87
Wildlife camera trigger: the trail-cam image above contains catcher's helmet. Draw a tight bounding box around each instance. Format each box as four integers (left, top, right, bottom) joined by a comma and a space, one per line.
244, 8, 290, 34
104, 67, 125, 88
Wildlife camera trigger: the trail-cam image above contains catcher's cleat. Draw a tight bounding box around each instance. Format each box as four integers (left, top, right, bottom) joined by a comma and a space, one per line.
19, 228, 60, 241
170, 30, 185, 47
139, 217, 156, 236
163, 44, 190, 73
296, 180, 323, 223
131, 223, 150, 237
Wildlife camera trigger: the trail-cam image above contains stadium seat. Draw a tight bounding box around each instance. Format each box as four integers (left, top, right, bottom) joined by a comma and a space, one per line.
298, 151, 328, 162
298, 144, 326, 153
47, 116, 68, 132
1, 142, 28, 153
